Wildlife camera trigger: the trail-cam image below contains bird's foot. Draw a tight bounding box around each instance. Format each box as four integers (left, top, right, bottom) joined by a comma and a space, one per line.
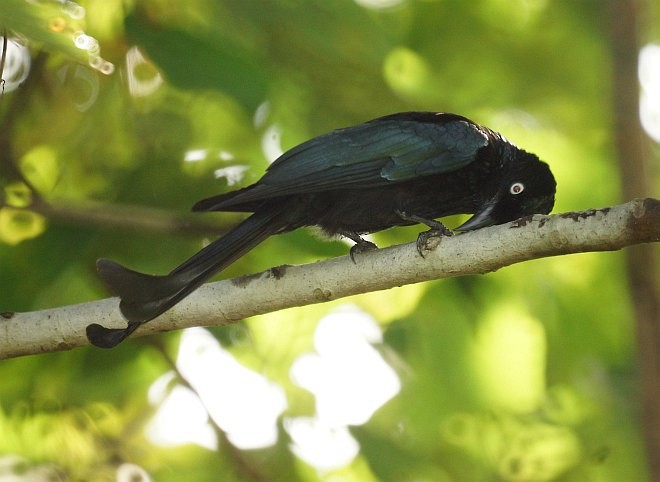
342, 231, 378, 263
395, 210, 453, 257
414, 229, 450, 256
349, 240, 378, 263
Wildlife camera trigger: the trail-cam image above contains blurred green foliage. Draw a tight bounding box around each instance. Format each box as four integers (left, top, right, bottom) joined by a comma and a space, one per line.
0, 0, 658, 480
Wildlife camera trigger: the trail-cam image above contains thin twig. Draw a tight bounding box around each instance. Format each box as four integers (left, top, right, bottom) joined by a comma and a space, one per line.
24, 198, 233, 238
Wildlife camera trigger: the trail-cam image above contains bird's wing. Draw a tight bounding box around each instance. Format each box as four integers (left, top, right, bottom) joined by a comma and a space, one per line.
198, 113, 489, 211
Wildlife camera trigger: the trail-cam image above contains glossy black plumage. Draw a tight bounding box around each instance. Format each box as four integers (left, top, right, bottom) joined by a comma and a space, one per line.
87, 112, 556, 348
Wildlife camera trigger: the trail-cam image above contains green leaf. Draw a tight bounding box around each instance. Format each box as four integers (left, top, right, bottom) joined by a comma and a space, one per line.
125, 14, 268, 110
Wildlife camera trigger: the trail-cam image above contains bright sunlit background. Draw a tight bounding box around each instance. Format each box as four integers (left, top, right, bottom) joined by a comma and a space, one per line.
640, 43, 660, 142
146, 305, 400, 471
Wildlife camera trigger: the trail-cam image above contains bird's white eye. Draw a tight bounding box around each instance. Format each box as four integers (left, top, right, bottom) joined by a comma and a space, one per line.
510, 182, 525, 195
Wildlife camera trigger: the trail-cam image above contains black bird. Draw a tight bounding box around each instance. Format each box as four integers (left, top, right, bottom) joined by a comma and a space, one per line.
87, 112, 556, 348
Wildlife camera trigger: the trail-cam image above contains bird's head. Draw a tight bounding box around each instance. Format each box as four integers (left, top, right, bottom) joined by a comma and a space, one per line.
456, 152, 556, 231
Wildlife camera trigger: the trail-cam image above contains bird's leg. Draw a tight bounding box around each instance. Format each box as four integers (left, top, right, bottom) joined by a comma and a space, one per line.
341, 231, 378, 263
395, 210, 453, 257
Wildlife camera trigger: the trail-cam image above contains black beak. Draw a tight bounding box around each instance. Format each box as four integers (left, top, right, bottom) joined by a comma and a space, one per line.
455, 200, 497, 231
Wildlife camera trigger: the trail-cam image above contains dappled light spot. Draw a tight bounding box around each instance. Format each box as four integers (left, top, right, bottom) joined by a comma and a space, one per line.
255, 102, 284, 163
382, 47, 431, 101
286, 305, 400, 470
126, 46, 163, 97
66, 3, 113, 75
290, 305, 401, 427
146, 376, 217, 450
1, 39, 31, 93
354, 0, 405, 9
0, 208, 46, 245
146, 328, 287, 450
183, 148, 209, 163
214, 165, 249, 186
4, 182, 33, 209
184, 148, 235, 164
41, 1, 115, 77
262, 124, 284, 163
639, 44, 660, 142
89, 55, 114, 75
183, 149, 244, 181
74, 32, 99, 55
62, 1, 85, 20
19, 145, 59, 194
284, 417, 360, 471
476, 0, 548, 29
253, 101, 271, 128
472, 305, 546, 412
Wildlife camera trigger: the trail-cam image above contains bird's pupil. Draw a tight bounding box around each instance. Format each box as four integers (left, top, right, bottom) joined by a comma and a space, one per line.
510, 182, 524, 195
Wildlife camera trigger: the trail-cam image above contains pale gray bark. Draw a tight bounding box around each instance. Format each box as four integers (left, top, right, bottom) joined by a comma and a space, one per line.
1, 198, 658, 359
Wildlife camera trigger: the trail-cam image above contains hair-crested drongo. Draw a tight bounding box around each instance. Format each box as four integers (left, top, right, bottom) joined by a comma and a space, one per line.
88, 112, 556, 348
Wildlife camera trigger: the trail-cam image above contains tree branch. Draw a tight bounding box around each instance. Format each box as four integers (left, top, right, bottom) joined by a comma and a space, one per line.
1, 198, 658, 359
26, 198, 233, 237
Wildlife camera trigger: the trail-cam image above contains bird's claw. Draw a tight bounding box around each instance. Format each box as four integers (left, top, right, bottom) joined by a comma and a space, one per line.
341, 231, 378, 263
415, 228, 451, 257
395, 209, 453, 257
349, 240, 378, 263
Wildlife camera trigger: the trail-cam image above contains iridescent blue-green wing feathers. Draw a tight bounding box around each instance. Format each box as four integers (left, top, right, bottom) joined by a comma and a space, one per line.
194, 113, 489, 212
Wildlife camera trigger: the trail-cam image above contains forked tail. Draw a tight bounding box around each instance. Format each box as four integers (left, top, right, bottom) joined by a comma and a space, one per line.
87, 207, 288, 348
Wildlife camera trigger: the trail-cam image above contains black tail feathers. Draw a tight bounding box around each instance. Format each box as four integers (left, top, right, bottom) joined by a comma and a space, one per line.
89, 259, 191, 348
88, 208, 290, 348
86, 321, 140, 349
96, 258, 191, 323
